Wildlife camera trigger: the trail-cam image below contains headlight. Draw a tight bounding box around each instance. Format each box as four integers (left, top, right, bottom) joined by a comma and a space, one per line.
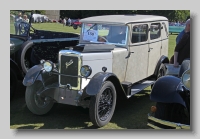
43, 60, 54, 72
181, 69, 190, 90
80, 65, 92, 77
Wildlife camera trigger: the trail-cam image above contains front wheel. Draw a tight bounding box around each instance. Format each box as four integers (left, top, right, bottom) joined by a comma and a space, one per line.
25, 81, 54, 115
89, 81, 116, 127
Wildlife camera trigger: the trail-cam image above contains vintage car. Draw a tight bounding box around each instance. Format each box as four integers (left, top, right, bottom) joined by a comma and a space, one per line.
23, 14, 170, 127
10, 10, 79, 97
147, 59, 190, 129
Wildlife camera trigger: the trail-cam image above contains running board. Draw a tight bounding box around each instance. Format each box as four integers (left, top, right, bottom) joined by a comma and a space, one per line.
127, 80, 155, 98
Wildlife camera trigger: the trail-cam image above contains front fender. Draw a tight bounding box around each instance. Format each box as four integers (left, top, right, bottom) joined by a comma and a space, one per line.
150, 75, 186, 107
23, 64, 43, 86
86, 72, 125, 96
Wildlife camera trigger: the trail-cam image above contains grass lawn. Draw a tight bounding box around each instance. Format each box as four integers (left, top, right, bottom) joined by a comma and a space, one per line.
10, 23, 178, 129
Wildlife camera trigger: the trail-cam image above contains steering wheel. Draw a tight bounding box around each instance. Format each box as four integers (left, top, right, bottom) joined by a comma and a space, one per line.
98, 36, 108, 42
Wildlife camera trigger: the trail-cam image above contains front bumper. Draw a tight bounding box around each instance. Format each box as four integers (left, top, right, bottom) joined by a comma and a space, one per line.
40, 83, 83, 106
147, 113, 190, 129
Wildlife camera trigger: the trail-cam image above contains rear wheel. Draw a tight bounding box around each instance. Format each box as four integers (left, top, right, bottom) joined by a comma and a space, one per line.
151, 63, 166, 89
157, 63, 166, 79
73, 25, 78, 29
89, 81, 116, 127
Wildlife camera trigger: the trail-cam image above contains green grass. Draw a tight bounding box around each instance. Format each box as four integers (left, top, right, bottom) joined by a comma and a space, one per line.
10, 22, 81, 34
10, 23, 178, 129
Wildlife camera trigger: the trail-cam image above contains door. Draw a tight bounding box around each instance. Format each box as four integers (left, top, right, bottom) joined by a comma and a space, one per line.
147, 22, 162, 76
125, 23, 149, 83
161, 22, 169, 58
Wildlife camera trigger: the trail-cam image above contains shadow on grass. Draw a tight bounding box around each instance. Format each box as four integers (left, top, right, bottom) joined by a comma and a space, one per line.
10, 81, 154, 129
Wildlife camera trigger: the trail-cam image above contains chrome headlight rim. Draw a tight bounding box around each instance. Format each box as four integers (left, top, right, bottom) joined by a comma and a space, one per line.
43, 60, 54, 72
80, 65, 92, 78
181, 69, 190, 90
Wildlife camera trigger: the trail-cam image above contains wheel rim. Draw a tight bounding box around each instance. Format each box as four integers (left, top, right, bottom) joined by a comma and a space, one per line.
34, 91, 50, 108
98, 87, 113, 121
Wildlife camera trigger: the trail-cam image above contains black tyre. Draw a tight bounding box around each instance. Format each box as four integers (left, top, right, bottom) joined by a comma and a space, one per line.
10, 69, 18, 98
25, 81, 54, 115
151, 63, 166, 89
89, 81, 117, 127
73, 25, 78, 29
157, 63, 166, 79
20, 41, 34, 74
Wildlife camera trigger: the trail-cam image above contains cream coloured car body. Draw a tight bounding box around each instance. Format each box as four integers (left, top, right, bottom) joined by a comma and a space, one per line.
79, 15, 169, 87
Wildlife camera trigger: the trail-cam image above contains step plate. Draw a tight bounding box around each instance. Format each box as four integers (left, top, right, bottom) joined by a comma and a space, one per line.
127, 80, 155, 98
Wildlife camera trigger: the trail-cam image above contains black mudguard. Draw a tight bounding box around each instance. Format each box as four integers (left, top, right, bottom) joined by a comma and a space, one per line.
86, 72, 126, 96
23, 64, 43, 86
150, 75, 186, 107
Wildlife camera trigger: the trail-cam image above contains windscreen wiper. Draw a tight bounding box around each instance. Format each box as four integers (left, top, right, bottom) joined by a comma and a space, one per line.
87, 23, 97, 32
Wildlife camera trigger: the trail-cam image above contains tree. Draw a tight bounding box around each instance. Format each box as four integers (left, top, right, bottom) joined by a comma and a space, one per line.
59, 10, 190, 22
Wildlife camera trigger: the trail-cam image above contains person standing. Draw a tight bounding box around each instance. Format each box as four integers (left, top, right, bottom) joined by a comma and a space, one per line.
23, 14, 29, 23
11, 12, 23, 35
63, 17, 66, 27
68, 17, 71, 26
173, 19, 190, 67
176, 19, 190, 45
169, 19, 190, 64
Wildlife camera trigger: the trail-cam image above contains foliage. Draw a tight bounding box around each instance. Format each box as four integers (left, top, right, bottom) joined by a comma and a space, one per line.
60, 10, 190, 22
34, 10, 46, 14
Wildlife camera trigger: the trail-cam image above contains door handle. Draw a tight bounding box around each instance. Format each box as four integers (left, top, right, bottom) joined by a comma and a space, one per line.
148, 48, 153, 52
125, 51, 134, 59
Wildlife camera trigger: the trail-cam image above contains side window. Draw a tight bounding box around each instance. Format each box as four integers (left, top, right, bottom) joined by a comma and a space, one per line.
132, 24, 148, 43
162, 22, 169, 37
150, 23, 161, 40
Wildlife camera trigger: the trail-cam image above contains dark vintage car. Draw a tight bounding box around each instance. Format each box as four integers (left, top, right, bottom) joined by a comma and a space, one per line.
147, 59, 190, 129
10, 10, 79, 98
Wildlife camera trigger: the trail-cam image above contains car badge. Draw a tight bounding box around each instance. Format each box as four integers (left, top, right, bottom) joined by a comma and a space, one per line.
65, 60, 73, 69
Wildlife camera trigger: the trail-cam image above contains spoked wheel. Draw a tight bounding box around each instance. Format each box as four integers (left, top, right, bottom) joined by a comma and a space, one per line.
25, 81, 54, 115
89, 81, 116, 127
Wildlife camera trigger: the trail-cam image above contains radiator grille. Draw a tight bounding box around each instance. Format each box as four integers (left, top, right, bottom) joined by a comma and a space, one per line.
59, 55, 80, 88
